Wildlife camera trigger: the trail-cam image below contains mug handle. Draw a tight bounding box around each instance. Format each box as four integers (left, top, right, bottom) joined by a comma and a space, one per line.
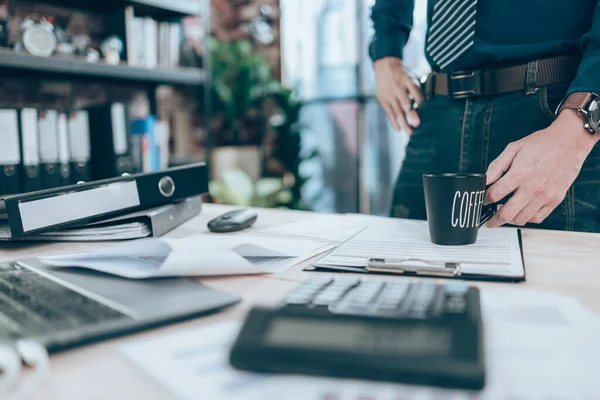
479, 204, 498, 226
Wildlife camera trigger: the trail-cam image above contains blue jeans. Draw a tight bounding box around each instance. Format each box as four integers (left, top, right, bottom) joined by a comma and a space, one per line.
390, 83, 600, 232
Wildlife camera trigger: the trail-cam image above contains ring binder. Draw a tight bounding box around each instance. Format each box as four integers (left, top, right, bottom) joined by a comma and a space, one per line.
0, 163, 208, 240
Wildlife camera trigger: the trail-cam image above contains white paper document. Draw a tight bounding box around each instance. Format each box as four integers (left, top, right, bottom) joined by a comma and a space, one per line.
258, 214, 370, 243
314, 219, 524, 279
120, 321, 445, 400
120, 288, 600, 400
25, 222, 152, 242
40, 234, 333, 279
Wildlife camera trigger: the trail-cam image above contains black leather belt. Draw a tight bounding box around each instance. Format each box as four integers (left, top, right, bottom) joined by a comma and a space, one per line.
422, 54, 580, 100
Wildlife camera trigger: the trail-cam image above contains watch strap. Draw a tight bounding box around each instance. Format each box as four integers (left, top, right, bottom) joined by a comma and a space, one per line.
558, 92, 593, 114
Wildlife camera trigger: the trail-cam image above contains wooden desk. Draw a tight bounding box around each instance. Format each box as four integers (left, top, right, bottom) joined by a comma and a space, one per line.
1, 204, 599, 400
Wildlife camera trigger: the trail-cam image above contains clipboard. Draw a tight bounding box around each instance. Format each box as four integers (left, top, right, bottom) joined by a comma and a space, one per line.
305, 228, 526, 283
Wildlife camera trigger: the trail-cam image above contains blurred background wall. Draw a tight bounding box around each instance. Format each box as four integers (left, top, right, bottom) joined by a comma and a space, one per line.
278, 0, 428, 215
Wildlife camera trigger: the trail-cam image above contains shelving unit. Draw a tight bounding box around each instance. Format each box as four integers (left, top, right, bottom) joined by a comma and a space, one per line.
0, 49, 205, 86
1, 0, 211, 181
21, 0, 202, 17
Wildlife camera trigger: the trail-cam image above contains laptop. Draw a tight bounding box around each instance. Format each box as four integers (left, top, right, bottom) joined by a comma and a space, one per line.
0, 258, 240, 351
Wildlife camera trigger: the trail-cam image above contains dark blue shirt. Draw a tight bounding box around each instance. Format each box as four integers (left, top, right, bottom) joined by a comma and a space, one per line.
369, 0, 600, 95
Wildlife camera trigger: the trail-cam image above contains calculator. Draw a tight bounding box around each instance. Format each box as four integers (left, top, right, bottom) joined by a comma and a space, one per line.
229, 276, 485, 390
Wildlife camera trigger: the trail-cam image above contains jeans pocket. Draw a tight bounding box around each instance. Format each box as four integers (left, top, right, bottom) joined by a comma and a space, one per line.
537, 83, 570, 124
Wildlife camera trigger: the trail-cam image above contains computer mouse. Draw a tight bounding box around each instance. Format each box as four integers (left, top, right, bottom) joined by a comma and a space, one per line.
207, 209, 258, 233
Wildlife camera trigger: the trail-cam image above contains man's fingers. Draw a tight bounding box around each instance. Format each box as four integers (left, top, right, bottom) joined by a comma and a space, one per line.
530, 205, 554, 224
511, 199, 546, 226
406, 82, 424, 127
397, 87, 421, 128
397, 89, 412, 114
382, 103, 402, 132
396, 113, 413, 136
390, 97, 413, 135
484, 170, 519, 205
407, 81, 424, 107
485, 142, 520, 185
406, 109, 421, 128
485, 189, 528, 228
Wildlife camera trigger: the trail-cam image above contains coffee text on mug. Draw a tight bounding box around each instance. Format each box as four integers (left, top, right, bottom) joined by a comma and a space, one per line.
451, 190, 486, 228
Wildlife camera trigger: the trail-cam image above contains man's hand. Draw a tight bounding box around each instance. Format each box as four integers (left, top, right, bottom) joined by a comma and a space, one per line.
374, 57, 423, 135
484, 109, 600, 228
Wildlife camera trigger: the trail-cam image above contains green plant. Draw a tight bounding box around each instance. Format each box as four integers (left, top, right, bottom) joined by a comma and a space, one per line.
209, 168, 292, 208
208, 38, 316, 210
209, 38, 283, 146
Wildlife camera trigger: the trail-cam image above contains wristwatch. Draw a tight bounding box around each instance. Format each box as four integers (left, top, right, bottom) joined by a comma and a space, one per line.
556, 92, 600, 134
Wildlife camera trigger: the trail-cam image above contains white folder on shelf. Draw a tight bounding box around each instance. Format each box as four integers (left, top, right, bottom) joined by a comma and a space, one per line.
67, 110, 91, 183
0, 109, 21, 195
20, 108, 41, 192
38, 110, 60, 189
56, 112, 71, 186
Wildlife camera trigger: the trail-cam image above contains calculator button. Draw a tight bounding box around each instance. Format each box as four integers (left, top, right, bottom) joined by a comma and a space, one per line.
407, 284, 438, 318
444, 281, 469, 295
333, 277, 361, 288
285, 295, 313, 306
287, 277, 333, 300
305, 276, 334, 287
312, 278, 360, 307
378, 283, 409, 306
347, 281, 385, 308
312, 291, 346, 306
443, 295, 468, 315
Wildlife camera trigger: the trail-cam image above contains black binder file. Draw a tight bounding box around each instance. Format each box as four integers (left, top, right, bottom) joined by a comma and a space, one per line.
38, 110, 61, 189
25, 196, 202, 241
0, 163, 208, 240
89, 103, 136, 180
0, 109, 22, 195
19, 108, 42, 193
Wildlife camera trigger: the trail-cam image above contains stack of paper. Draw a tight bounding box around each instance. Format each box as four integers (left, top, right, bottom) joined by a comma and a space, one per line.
31, 222, 152, 241
41, 234, 333, 279
120, 288, 600, 399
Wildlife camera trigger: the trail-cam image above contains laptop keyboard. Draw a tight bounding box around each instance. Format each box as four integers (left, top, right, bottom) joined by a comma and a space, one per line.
0, 262, 131, 340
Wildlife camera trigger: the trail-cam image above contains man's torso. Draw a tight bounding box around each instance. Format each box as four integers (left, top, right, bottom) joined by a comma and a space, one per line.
425, 0, 596, 71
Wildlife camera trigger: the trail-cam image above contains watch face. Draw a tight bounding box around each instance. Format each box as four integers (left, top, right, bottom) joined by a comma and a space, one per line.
588, 99, 600, 133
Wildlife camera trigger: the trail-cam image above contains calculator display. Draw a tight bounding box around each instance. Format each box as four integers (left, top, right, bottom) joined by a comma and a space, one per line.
265, 317, 451, 356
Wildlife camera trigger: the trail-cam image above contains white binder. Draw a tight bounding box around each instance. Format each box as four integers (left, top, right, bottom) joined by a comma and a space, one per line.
0, 109, 21, 195
57, 112, 71, 186
38, 110, 60, 189
67, 110, 91, 183
20, 108, 41, 192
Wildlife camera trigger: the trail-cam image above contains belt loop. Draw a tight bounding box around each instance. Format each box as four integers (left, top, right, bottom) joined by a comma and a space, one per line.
525, 61, 538, 95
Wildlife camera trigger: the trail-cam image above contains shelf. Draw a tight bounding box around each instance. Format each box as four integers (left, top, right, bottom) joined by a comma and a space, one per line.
23, 0, 203, 17
129, 0, 202, 17
0, 50, 205, 86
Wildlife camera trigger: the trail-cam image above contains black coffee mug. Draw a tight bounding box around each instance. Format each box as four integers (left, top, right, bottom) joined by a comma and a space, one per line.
423, 173, 497, 245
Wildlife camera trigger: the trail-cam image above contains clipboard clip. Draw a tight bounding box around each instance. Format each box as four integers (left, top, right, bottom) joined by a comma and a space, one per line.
366, 258, 462, 277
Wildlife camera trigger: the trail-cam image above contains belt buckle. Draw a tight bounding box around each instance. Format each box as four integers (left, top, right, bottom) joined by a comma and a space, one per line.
448, 70, 482, 99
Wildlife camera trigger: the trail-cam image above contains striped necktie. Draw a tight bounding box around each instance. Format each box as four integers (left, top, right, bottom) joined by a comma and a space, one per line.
426, 0, 478, 70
